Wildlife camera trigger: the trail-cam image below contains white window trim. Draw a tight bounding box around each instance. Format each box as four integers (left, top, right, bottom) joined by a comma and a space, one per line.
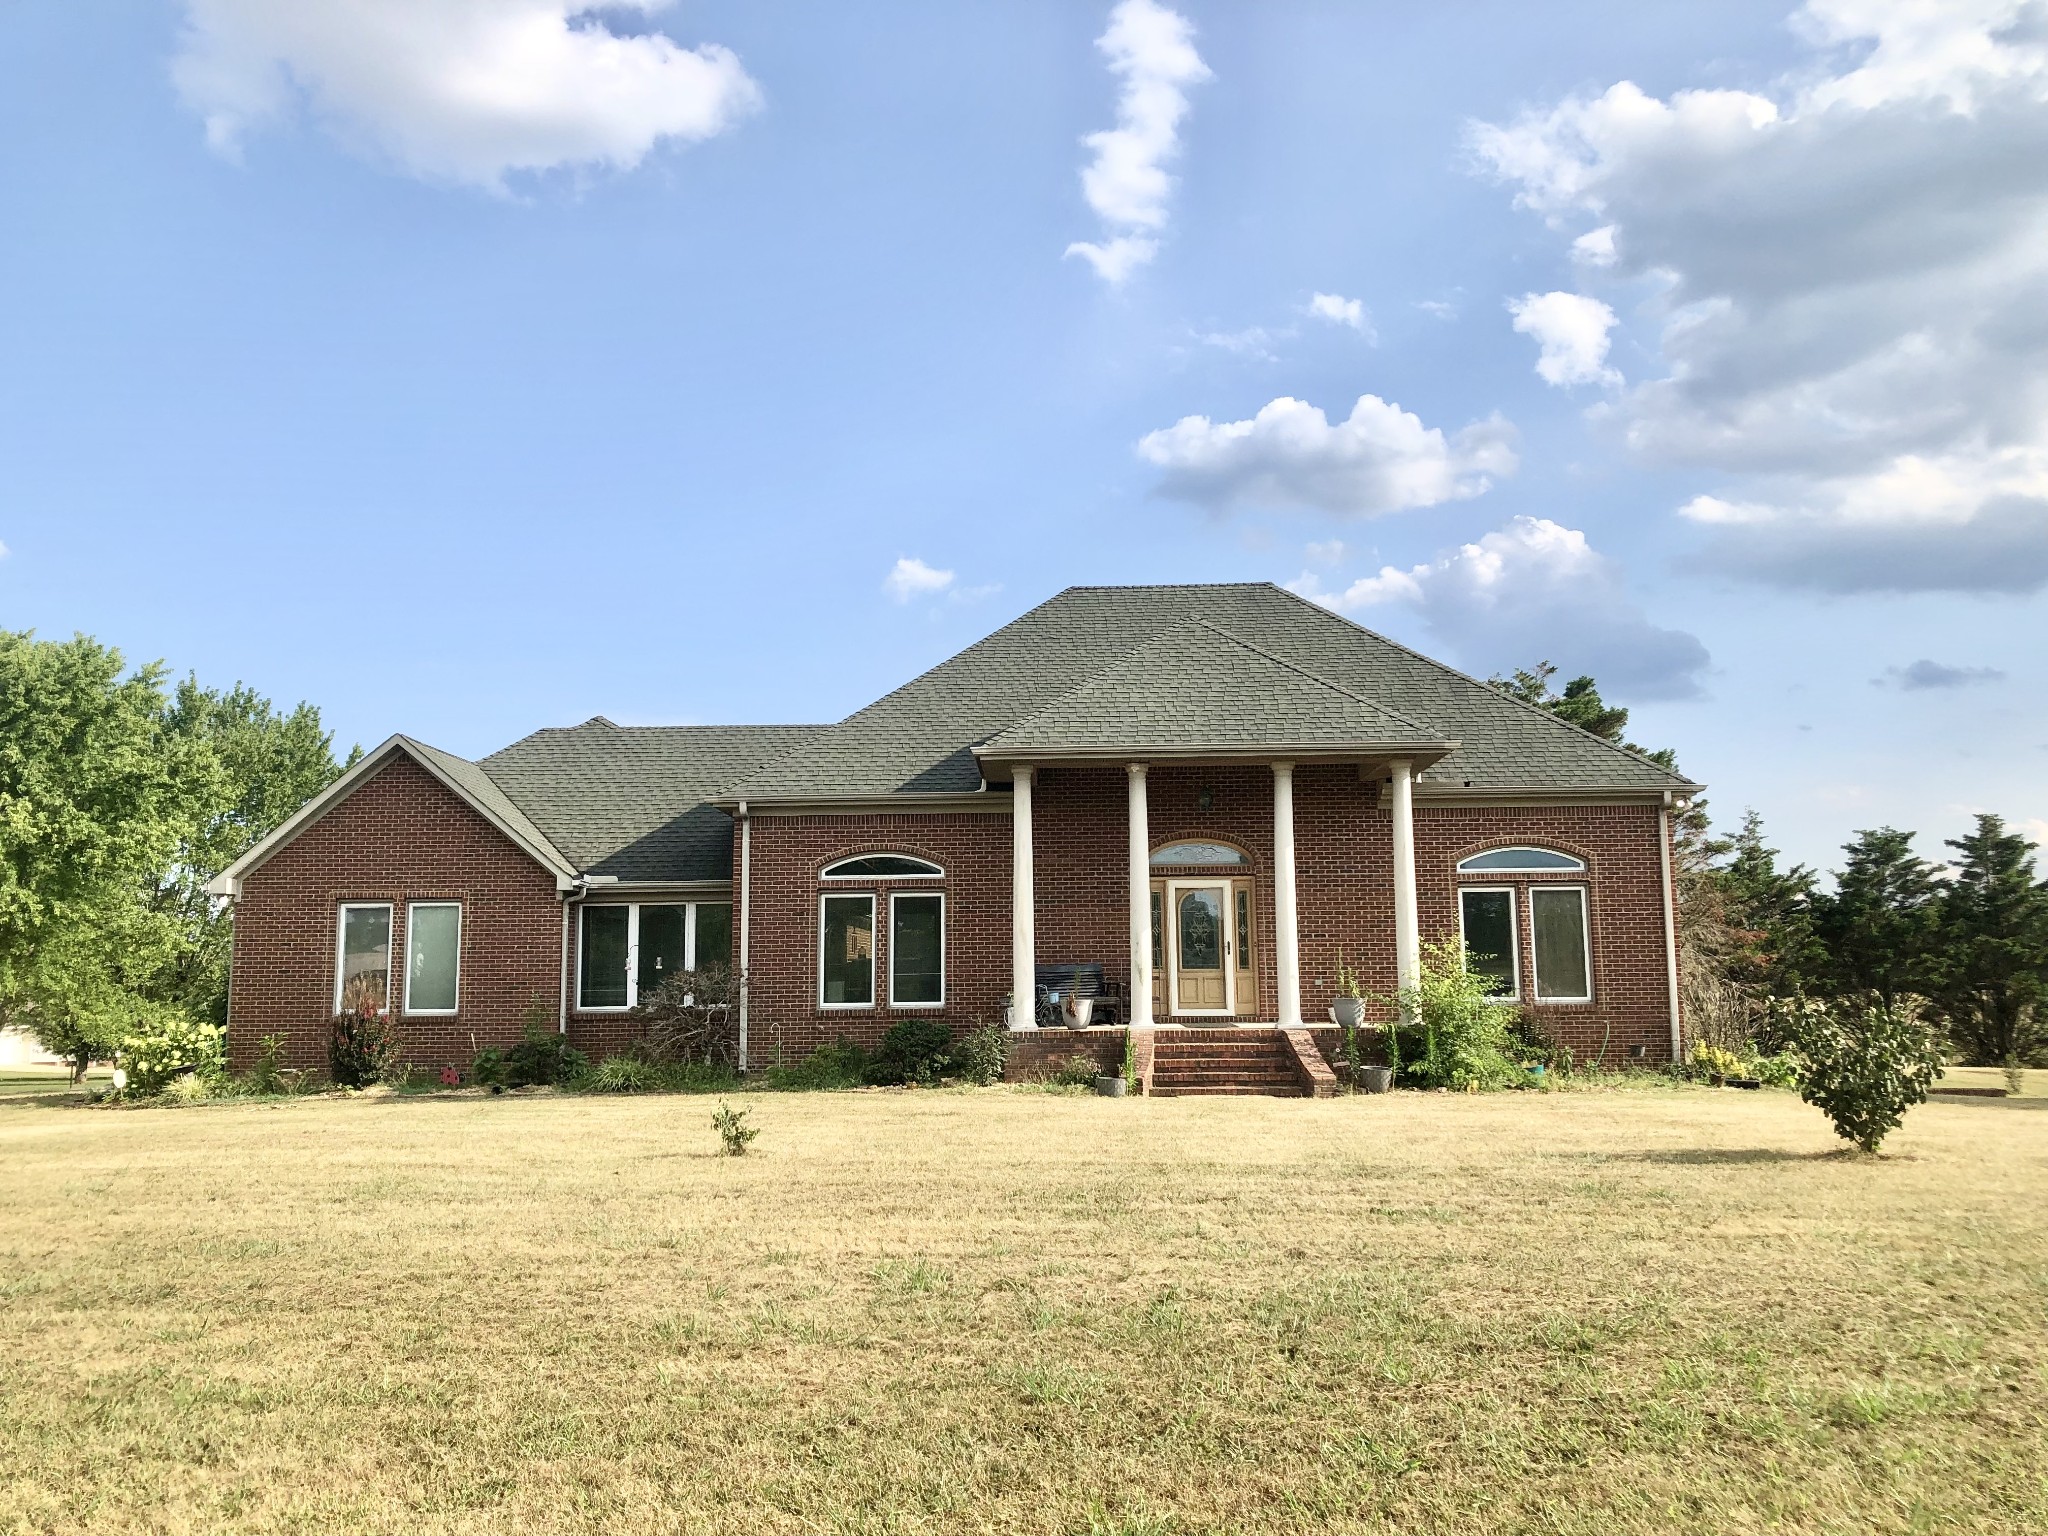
1456, 886, 1519, 1002
578, 903, 637, 1013
1456, 846, 1586, 875
888, 891, 946, 1009
1529, 885, 1594, 1004
821, 855, 943, 880
334, 902, 394, 1015
403, 901, 463, 1017
819, 892, 878, 1010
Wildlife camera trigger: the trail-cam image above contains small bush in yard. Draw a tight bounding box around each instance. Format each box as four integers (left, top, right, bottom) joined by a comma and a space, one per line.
584, 1055, 661, 1093
330, 1010, 397, 1088
1783, 997, 1943, 1153
1048, 1054, 1100, 1089
504, 1023, 587, 1088
952, 1025, 1009, 1086
865, 1018, 955, 1085
470, 1046, 509, 1089
765, 1039, 869, 1090
1383, 937, 1520, 1091
116, 1016, 224, 1097
711, 1100, 759, 1156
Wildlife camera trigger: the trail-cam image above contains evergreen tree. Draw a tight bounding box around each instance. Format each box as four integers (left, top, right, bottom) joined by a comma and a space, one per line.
1809, 828, 1939, 1009
1926, 815, 2048, 1066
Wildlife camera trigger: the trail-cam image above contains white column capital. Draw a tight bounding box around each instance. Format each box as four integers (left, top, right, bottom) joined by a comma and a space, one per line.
1013, 762, 1034, 784
1126, 761, 1148, 781
1271, 760, 1295, 776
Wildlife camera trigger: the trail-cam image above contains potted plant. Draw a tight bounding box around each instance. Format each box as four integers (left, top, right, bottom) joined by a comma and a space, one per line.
1098, 1031, 1137, 1097
1062, 990, 1094, 1029
1358, 1064, 1392, 1093
1331, 954, 1367, 1029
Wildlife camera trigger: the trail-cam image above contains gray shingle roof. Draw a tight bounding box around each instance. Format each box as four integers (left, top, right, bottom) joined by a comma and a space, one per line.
727, 583, 1696, 799
480, 721, 817, 881
981, 617, 1447, 755
401, 736, 575, 875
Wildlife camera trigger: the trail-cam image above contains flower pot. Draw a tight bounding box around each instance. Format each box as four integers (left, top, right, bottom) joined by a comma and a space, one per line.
1709, 1073, 1726, 1087
1096, 1075, 1128, 1097
1062, 994, 1095, 1029
1332, 996, 1367, 1029
1359, 1066, 1392, 1094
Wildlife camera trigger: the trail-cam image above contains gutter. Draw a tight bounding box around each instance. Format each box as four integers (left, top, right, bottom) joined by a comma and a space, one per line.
556, 874, 618, 1033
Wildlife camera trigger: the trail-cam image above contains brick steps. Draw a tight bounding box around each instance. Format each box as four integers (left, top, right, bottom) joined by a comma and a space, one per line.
1148, 1032, 1311, 1097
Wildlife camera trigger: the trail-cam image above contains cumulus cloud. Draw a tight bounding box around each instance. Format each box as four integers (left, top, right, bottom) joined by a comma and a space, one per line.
1307, 292, 1374, 336
1137, 395, 1517, 517
884, 557, 955, 603
1507, 291, 1621, 387
1878, 659, 2008, 689
1290, 516, 1711, 699
171, 0, 759, 188
1470, 0, 2048, 592
1065, 1, 1211, 283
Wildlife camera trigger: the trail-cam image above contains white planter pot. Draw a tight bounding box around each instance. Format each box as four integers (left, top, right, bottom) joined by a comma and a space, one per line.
1332, 996, 1366, 1029
1062, 995, 1095, 1029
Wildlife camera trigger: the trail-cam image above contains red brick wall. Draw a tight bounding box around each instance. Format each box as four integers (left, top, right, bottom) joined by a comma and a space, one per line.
227, 756, 566, 1074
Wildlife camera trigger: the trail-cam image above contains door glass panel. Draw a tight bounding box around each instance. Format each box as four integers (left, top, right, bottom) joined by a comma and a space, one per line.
637, 905, 686, 996
821, 896, 874, 1005
1532, 888, 1591, 1000
892, 895, 943, 1004
1459, 889, 1516, 999
339, 906, 391, 1014
1150, 890, 1163, 970
1235, 888, 1251, 972
406, 903, 460, 1013
1178, 889, 1223, 970
580, 906, 630, 1009
694, 903, 732, 972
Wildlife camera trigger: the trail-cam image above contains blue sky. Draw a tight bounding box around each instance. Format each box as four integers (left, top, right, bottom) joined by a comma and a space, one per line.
2, 1, 2043, 875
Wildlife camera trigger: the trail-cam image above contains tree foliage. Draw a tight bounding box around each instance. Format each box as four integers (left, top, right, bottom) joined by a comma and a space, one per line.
1782, 997, 1943, 1153
1924, 815, 2048, 1067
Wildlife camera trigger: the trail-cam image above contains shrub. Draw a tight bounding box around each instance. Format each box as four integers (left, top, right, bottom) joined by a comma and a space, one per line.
1049, 1054, 1100, 1089
766, 1039, 870, 1091
1689, 1042, 1746, 1080
1752, 1052, 1800, 1089
246, 1033, 288, 1095
504, 1023, 587, 1088
711, 1100, 759, 1156
952, 1025, 1009, 1087
330, 1010, 397, 1088
1383, 937, 1520, 1091
116, 1016, 225, 1097
584, 1055, 662, 1093
634, 968, 736, 1067
471, 1046, 509, 1089
1782, 997, 1943, 1153
865, 1018, 955, 1086
162, 1070, 219, 1106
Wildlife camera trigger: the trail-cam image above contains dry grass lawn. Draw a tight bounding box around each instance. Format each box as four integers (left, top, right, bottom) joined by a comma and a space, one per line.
2, 1078, 2044, 1535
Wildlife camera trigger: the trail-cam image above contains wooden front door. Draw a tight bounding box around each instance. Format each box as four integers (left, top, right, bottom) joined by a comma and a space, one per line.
1168, 881, 1234, 1015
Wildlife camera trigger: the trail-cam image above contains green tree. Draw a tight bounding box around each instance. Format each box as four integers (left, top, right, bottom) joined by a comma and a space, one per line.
1925, 815, 2048, 1066
1487, 661, 1675, 768
1809, 828, 1939, 1010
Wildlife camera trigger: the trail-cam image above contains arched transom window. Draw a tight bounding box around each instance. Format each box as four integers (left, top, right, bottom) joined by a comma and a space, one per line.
1150, 841, 1250, 867
1456, 847, 1585, 874
821, 854, 944, 879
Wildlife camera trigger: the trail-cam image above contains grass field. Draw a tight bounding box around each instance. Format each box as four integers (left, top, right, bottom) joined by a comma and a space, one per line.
3, 1079, 2044, 1535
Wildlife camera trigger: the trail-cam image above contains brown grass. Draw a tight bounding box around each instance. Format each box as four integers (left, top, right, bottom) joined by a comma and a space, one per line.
2, 1080, 2044, 1534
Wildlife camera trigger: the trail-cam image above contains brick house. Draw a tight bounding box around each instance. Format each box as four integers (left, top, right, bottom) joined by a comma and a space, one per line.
211, 583, 1699, 1090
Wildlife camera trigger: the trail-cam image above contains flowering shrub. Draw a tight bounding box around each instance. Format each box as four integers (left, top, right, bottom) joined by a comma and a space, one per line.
329, 1009, 398, 1088
116, 1017, 224, 1097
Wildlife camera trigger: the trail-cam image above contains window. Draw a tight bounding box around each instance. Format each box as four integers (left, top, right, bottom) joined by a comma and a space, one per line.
1457, 847, 1585, 874
890, 893, 944, 1006
820, 895, 875, 1007
1151, 841, 1249, 867
1531, 887, 1592, 1002
579, 900, 733, 1011
336, 904, 393, 1014
405, 902, 461, 1015
1458, 889, 1517, 1000
822, 854, 942, 879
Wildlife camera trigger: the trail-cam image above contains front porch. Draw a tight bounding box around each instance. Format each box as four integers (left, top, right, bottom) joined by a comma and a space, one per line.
1005, 1023, 1343, 1098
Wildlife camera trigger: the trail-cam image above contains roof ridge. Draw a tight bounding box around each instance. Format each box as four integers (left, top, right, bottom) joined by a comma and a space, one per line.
1263, 584, 1698, 787
1188, 617, 1439, 736
975, 611, 1216, 747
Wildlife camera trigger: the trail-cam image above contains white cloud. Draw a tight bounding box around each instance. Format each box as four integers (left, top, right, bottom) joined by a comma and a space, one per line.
1195, 325, 1280, 358
1307, 292, 1374, 337
171, 0, 759, 188
1416, 298, 1460, 319
1064, 1, 1211, 283
1304, 538, 1347, 566
1290, 516, 1710, 699
1137, 394, 1517, 517
1507, 291, 1621, 387
1470, 0, 2048, 592
884, 557, 955, 603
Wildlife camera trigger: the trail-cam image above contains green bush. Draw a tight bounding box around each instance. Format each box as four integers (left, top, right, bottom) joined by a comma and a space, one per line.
583, 1055, 662, 1093
1384, 937, 1520, 1091
1782, 997, 1943, 1153
329, 1010, 397, 1088
1048, 1054, 1101, 1089
865, 1018, 955, 1085
765, 1039, 869, 1091
952, 1025, 1009, 1087
712, 1100, 759, 1156
504, 1023, 587, 1088
1752, 1053, 1800, 1089
471, 1046, 509, 1088
245, 1033, 288, 1094
116, 1016, 224, 1097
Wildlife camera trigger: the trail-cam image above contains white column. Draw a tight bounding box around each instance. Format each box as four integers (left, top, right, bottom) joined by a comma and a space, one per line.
1390, 759, 1420, 997
1011, 765, 1036, 1029
1272, 761, 1302, 1027
737, 803, 752, 1072
1127, 764, 1153, 1027
1659, 793, 1682, 1063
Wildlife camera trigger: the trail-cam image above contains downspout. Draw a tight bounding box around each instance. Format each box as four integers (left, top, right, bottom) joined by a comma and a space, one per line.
1659, 791, 1682, 1063
737, 801, 752, 1074
558, 896, 572, 1034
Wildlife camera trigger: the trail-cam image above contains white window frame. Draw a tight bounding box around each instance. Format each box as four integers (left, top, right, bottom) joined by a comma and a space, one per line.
819, 892, 878, 1010
1456, 886, 1519, 1002
1529, 885, 1594, 1004
821, 854, 943, 880
334, 902, 395, 1015
576, 900, 730, 1012
888, 891, 946, 1009
1457, 846, 1586, 875
403, 901, 463, 1017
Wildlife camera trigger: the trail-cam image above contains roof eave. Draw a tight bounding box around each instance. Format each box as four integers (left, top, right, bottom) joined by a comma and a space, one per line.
973, 740, 1459, 768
